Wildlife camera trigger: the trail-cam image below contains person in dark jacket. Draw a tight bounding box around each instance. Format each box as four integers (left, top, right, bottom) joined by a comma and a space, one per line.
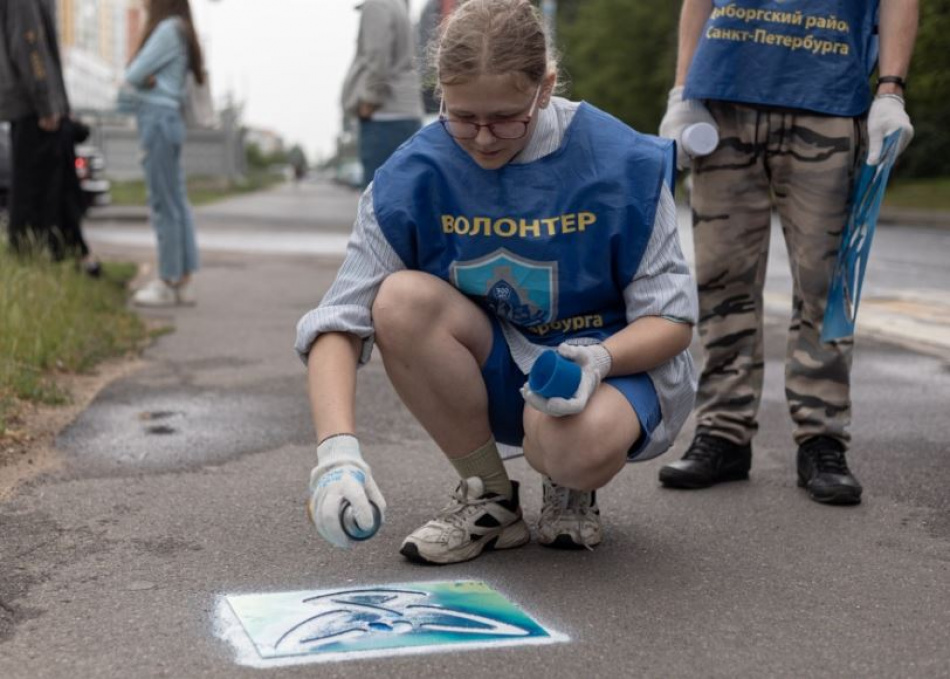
0, 0, 97, 272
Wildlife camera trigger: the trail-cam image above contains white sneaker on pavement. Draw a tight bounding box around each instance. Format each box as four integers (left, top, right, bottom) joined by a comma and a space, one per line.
132, 279, 177, 307
175, 280, 197, 306
400, 477, 530, 565
537, 476, 603, 550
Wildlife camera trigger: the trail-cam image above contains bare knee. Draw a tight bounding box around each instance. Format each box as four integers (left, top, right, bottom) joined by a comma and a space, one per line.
528, 413, 628, 491
373, 271, 443, 348
544, 443, 627, 491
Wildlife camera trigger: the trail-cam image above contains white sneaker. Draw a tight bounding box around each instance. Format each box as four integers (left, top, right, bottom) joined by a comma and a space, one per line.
175, 280, 197, 306
400, 477, 530, 565
537, 476, 603, 550
132, 279, 177, 307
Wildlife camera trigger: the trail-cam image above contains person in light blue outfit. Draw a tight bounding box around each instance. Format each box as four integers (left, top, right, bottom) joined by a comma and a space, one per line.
125, 0, 203, 307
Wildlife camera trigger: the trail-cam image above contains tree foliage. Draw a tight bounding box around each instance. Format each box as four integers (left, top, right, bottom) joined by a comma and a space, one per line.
898, 0, 950, 178
557, 0, 950, 178
557, 0, 679, 135
245, 142, 288, 170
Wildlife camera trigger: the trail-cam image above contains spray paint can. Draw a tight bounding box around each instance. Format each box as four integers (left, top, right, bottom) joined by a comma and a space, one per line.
528, 350, 582, 399
339, 500, 382, 541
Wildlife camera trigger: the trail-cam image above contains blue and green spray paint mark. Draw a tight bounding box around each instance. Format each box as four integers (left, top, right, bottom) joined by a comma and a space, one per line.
220, 580, 567, 666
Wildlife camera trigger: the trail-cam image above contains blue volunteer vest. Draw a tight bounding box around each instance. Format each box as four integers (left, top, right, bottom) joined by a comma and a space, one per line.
373, 103, 673, 348
684, 0, 879, 116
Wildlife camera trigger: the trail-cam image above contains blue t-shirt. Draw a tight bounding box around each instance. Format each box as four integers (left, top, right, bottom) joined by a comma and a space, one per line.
684, 0, 879, 116
373, 103, 673, 348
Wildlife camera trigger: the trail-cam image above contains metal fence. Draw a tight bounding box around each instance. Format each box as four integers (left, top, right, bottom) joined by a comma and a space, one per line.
77, 107, 246, 182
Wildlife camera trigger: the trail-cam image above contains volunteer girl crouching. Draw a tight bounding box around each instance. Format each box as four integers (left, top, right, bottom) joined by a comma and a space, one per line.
295, 0, 697, 565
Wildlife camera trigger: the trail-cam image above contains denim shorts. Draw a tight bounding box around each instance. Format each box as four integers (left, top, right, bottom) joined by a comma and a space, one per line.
481, 316, 662, 461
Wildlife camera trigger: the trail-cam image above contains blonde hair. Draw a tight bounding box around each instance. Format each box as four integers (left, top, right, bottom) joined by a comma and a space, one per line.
434, 0, 556, 91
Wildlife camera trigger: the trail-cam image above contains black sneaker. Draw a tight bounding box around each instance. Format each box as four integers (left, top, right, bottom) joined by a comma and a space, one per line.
82, 259, 102, 278
659, 433, 752, 489
797, 436, 862, 505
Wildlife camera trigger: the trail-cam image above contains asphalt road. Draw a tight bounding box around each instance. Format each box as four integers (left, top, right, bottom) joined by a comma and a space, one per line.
1, 182, 948, 678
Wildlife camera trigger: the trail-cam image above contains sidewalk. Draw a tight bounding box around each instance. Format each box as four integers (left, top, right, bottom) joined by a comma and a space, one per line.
672, 204, 950, 361
1, 182, 948, 677
879, 205, 950, 229
86, 203, 149, 222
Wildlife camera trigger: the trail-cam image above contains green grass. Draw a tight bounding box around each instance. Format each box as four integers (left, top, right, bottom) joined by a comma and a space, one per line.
110, 171, 284, 208
884, 176, 950, 211
0, 246, 148, 435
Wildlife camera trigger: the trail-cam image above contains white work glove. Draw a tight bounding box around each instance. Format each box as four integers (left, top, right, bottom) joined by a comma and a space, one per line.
866, 94, 914, 166
521, 342, 612, 418
307, 434, 386, 549
659, 86, 719, 170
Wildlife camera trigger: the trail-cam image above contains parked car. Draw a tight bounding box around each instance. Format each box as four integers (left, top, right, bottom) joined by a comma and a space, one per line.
334, 158, 364, 189
0, 120, 111, 213
74, 142, 111, 208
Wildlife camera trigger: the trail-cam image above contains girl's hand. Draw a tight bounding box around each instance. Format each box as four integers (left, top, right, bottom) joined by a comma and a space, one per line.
145, 75, 157, 90
307, 435, 386, 549
357, 101, 379, 120
522, 342, 612, 417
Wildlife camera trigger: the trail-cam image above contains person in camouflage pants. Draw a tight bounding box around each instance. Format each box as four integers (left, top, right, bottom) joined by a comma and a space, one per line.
657, 0, 919, 505
692, 103, 861, 448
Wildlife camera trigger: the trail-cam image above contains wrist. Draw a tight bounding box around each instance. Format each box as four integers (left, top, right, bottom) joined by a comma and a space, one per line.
876, 75, 906, 97
316, 433, 363, 467
876, 83, 905, 97
875, 92, 906, 106
592, 343, 613, 378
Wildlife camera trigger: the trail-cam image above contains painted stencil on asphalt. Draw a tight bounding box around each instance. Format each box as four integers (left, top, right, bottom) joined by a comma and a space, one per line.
218, 580, 567, 666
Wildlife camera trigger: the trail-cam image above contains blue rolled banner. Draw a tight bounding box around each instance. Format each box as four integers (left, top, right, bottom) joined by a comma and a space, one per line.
821, 131, 902, 342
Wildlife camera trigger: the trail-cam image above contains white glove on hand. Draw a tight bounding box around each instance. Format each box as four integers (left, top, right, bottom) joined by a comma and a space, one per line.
659, 86, 719, 170
307, 434, 386, 549
521, 342, 612, 418
866, 94, 914, 166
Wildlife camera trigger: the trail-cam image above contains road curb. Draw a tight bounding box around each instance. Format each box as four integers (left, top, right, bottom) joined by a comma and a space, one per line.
879, 207, 950, 230
86, 205, 149, 222
764, 291, 950, 362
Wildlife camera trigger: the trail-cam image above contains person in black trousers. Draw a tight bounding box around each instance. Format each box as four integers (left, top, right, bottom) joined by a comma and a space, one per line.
1, 0, 98, 273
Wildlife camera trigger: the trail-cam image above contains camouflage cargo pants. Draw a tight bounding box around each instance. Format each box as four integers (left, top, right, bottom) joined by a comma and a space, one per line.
691, 101, 866, 448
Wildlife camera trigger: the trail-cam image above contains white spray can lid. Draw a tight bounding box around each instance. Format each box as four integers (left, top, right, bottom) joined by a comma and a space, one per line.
681, 122, 719, 157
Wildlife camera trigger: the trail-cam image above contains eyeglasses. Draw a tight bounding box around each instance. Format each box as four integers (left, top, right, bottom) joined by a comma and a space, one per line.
439, 86, 541, 140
